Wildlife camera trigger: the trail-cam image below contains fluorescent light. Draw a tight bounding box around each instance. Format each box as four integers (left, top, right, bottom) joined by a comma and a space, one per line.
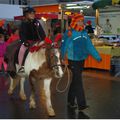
87, 6, 90, 8
66, 5, 90, 9
66, 6, 84, 9
84, 5, 91, 8
66, 4, 77, 6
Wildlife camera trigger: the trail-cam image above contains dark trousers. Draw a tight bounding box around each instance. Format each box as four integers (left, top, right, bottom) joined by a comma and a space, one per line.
68, 60, 86, 107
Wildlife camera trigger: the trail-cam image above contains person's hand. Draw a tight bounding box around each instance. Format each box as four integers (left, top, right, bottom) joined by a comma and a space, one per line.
99, 58, 102, 62
61, 59, 65, 65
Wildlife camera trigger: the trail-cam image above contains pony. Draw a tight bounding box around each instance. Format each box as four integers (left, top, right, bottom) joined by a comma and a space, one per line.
7, 41, 64, 116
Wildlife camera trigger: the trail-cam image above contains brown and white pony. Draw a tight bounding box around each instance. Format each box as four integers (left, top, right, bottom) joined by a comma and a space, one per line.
8, 41, 64, 116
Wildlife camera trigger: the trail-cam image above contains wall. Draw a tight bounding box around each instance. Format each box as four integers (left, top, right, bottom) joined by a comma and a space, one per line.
0, 4, 23, 20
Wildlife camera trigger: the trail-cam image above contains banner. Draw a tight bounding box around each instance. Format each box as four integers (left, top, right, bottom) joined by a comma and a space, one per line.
99, 12, 120, 35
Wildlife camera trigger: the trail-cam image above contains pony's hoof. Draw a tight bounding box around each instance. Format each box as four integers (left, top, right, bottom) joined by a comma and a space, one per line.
48, 108, 55, 117
29, 102, 36, 109
19, 94, 27, 101
8, 89, 13, 95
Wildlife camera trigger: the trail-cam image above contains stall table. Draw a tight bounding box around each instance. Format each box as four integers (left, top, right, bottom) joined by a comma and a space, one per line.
84, 46, 120, 70
84, 53, 111, 70
64, 46, 120, 71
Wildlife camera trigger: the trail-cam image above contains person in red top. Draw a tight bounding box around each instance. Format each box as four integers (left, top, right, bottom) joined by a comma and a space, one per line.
0, 34, 7, 72
7, 28, 20, 45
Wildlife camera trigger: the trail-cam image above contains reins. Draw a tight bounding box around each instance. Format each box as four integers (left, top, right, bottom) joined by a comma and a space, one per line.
56, 64, 71, 93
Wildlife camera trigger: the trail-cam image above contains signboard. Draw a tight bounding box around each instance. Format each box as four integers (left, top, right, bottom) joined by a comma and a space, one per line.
99, 11, 120, 35
112, 0, 120, 5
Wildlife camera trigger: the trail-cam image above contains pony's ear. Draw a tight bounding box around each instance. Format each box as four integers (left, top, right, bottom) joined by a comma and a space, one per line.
45, 37, 52, 44
45, 37, 53, 49
54, 33, 62, 48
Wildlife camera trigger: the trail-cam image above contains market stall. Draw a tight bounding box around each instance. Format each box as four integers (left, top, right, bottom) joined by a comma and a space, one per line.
33, 2, 118, 71
14, 2, 120, 72
86, 1, 120, 71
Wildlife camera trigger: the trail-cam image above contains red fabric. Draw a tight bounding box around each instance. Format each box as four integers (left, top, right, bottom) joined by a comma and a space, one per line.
7, 34, 20, 45
87, 20, 91, 25
54, 33, 62, 42
45, 37, 52, 44
30, 46, 40, 53
0, 19, 5, 27
30, 43, 45, 53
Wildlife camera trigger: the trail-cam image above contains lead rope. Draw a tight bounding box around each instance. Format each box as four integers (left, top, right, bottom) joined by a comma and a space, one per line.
56, 64, 71, 93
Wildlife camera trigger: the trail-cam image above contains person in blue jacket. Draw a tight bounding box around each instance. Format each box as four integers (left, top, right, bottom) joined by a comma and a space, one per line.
61, 13, 101, 111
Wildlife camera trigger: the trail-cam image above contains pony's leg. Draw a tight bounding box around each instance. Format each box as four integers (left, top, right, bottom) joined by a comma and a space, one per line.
44, 78, 55, 117
8, 76, 14, 95
29, 74, 36, 109
29, 91, 36, 109
8, 75, 20, 95
19, 77, 27, 100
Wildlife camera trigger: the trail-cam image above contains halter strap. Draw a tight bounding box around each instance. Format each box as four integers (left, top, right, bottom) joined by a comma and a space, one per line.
51, 64, 62, 68
29, 42, 45, 53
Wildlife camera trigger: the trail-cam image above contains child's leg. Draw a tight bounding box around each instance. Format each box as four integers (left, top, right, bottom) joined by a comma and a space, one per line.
18, 44, 27, 66
3, 61, 7, 72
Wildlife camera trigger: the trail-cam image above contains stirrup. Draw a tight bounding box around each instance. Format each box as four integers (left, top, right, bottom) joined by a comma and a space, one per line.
18, 66, 25, 72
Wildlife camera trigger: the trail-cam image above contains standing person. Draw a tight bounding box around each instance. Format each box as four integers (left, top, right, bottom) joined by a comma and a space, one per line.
85, 20, 94, 39
61, 13, 102, 111
0, 19, 5, 36
53, 21, 62, 47
7, 27, 20, 45
5, 28, 20, 73
0, 34, 7, 72
85, 20, 94, 34
104, 18, 112, 33
18, 7, 46, 68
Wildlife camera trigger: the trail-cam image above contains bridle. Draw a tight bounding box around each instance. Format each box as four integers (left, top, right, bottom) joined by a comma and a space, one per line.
49, 43, 62, 69
50, 50, 62, 71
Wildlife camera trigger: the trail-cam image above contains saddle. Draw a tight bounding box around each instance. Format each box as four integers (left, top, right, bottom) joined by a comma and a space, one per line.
14, 41, 45, 72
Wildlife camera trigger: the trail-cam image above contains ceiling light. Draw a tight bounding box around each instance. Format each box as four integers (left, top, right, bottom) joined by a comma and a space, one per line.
66, 4, 77, 6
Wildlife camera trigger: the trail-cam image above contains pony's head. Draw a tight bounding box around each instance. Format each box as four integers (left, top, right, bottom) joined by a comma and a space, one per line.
46, 43, 64, 78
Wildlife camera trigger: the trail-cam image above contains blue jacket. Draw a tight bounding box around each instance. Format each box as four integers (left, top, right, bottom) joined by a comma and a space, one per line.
61, 29, 101, 61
